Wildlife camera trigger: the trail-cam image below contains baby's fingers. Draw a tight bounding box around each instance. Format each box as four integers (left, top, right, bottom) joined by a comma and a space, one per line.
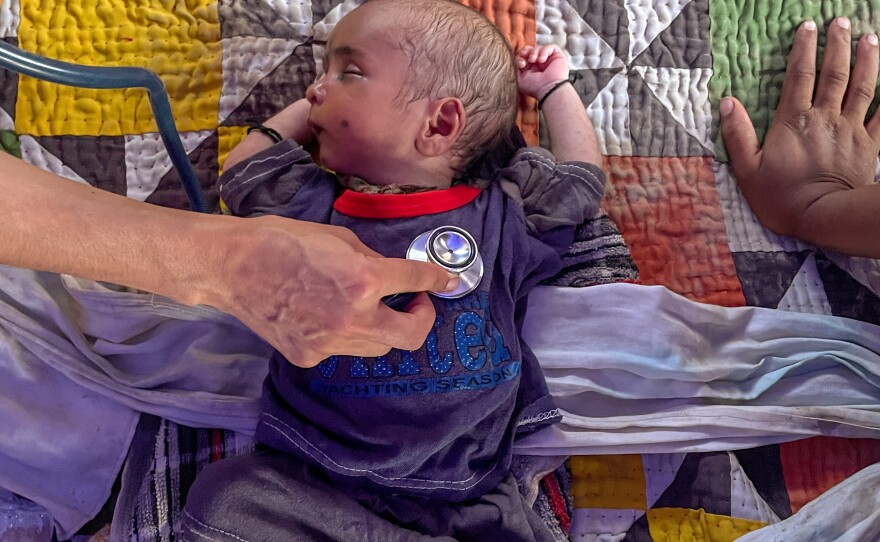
516, 46, 535, 68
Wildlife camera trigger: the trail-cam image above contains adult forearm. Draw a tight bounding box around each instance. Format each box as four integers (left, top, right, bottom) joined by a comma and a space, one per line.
224, 99, 312, 171
540, 84, 602, 165
0, 151, 229, 306
799, 184, 880, 258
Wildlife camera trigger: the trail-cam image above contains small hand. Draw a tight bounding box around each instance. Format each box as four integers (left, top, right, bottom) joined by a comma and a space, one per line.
720, 18, 880, 248
516, 45, 570, 99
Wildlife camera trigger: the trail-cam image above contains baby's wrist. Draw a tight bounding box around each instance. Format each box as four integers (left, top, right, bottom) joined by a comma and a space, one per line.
537, 80, 570, 109
536, 71, 582, 109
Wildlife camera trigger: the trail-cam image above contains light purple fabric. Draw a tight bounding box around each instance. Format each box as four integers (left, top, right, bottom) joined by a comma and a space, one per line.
0, 267, 272, 539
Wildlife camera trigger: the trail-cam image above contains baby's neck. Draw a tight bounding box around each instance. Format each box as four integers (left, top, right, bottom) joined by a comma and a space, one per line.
353, 163, 455, 191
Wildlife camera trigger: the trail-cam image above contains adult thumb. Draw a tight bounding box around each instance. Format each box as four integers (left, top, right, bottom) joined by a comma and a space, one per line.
719, 97, 761, 177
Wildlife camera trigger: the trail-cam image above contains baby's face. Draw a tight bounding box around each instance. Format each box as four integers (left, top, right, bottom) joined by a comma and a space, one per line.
305, 3, 429, 184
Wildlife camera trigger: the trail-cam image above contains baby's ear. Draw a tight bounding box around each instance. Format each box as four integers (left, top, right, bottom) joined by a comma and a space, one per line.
417, 97, 465, 157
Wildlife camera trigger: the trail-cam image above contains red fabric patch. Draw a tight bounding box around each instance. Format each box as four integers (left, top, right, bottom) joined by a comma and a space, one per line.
780, 437, 880, 513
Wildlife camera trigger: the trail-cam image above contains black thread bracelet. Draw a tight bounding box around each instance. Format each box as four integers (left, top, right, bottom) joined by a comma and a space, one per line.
537, 80, 569, 109
245, 120, 283, 143
537, 71, 583, 110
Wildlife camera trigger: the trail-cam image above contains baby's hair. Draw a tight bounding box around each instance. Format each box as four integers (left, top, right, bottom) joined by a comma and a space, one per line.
371, 0, 519, 177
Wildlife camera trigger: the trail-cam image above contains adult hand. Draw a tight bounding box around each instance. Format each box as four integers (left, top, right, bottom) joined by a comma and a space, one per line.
212, 216, 458, 368
720, 18, 880, 258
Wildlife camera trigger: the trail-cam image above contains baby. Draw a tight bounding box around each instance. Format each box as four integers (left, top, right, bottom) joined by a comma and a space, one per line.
181, 1, 605, 540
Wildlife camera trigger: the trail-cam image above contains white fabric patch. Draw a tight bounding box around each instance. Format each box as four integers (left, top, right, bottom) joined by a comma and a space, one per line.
729, 452, 781, 524
776, 254, 833, 315
625, 0, 692, 63
18, 135, 88, 185
588, 72, 632, 156
0, 106, 14, 131
537, 0, 625, 70
632, 66, 714, 153
642, 453, 686, 507
0, 0, 19, 39
124, 131, 210, 202
570, 508, 642, 541
264, 0, 312, 37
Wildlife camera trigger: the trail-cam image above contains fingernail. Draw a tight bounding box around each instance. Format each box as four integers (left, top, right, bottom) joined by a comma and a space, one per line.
720, 97, 734, 117
868, 34, 879, 46
444, 274, 460, 291
837, 17, 850, 29
803, 20, 816, 32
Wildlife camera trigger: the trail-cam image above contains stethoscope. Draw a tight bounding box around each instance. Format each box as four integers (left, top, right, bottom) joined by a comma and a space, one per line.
382, 226, 483, 310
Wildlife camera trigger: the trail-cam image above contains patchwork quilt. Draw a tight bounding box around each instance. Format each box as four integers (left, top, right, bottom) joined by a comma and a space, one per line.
0, 0, 879, 541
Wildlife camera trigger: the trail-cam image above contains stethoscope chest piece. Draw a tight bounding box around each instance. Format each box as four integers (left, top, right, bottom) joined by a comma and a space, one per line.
407, 225, 483, 299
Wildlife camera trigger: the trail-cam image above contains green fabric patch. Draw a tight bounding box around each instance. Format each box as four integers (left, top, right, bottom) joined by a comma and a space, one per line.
0, 130, 21, 159
709, 1, 880, 160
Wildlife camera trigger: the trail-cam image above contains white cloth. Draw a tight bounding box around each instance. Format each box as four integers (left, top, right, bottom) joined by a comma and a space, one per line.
737, 462, 880, 541
2, 274, 879, 537
514, 283, 880, 455
0, 267, 271, 539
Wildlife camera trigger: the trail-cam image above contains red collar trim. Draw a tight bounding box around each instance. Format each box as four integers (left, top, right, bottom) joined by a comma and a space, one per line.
333, 185, 481, 219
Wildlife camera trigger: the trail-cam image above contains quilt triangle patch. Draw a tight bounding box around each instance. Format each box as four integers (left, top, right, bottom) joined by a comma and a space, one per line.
815, 253, 880, 325
776, 253, 833, 314
146, 131, 219, 212
539, 0, 625, 70
631, 65, 713, 153
219, 0, 311, 39
220, 37, 301, 125
624, 0, 693, 64
631, 0, 710, 69
651, 452, 732, 515
35, 135, 127, 195
731, 250, 809, 309
627, 69, 707, 156
733, 445, 792, 521
566, 0, 630, 64
222, 44, 316, 127
125, 130, 214, 203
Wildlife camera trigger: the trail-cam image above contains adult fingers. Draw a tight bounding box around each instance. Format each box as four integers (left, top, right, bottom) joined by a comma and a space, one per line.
291, 339, 393, 368
371, 292, 438, 352
844, 34, 880, 123
856, 35, 880, 140
814, 18, 853, 114
370, 257, 458, 297
719, 97, 762, 179
778, 21, 818, 117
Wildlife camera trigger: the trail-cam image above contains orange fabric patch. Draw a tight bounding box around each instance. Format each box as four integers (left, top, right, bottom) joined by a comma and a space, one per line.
602, 156, 745, 306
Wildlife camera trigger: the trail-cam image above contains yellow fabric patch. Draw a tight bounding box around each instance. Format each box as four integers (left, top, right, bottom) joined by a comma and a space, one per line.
16, 0, 221, 137
569, 455, 647, 510
217, 125, 248, 175
647, 508, 767, 542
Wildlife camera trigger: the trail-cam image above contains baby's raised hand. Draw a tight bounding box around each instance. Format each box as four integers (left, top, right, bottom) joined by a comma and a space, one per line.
516, 45, 570, 99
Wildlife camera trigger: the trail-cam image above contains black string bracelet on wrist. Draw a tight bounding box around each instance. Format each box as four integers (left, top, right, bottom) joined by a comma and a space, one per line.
537, 70, 584, 110
245, 119, 283, 143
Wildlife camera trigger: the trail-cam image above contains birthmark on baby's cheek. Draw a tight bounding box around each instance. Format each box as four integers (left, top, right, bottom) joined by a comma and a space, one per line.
341, 120, 350, 128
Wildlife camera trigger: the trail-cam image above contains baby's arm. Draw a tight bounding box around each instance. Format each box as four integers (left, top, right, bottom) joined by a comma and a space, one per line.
516, 45, 602, 166
223, 98, 313, 171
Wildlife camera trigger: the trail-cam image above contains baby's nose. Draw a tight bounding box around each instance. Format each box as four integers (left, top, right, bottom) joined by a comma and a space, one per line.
306, 78, 326, 105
